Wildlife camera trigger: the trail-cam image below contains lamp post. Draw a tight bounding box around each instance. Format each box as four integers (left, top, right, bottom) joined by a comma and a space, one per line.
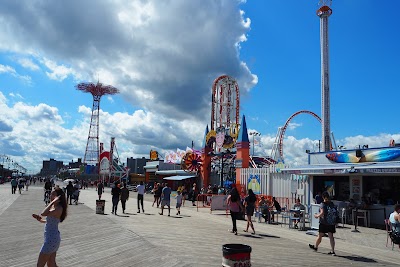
249, 132, 261, 157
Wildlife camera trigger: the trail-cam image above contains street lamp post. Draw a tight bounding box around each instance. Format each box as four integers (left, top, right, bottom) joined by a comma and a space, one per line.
249, 132, 261, 157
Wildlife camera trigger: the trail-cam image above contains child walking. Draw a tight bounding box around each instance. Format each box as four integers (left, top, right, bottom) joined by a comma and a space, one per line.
176, 190, 183, 215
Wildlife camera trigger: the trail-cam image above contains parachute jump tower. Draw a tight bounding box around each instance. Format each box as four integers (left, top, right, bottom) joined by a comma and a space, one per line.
76, 82, 119, 168
317, 0, 332, 152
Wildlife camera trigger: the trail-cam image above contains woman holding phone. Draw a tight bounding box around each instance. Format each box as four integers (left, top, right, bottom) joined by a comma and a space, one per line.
32, 187, 68, 267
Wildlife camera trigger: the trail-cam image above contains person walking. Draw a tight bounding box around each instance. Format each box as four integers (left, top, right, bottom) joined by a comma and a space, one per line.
227, 187, 243, 235
17, 178, 24, 194
25, 178, 30, 191
309, 191, 337, 255
66, 181, 74, 205
159, 183, 172, 216
136, 181, 145, 213
176, 190, 183, 215
243, 189, 256, 234
181, 185, 187, 206
191, 183, 197, 206
32, 187, 67, 267
111, 182, 121, 215
97, 180, 104, 200
11, 178, 17, 194
152, 183, 160, 207
120, 183, 129, 214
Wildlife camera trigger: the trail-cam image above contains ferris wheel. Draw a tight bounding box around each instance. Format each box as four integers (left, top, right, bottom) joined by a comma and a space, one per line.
209, 75, 240, 150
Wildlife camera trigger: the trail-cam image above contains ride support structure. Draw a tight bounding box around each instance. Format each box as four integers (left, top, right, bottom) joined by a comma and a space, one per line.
317, 2, 333, 152
76, 82, 119, 168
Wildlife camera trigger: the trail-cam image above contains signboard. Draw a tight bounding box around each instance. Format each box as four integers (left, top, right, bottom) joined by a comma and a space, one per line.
247, 174, 261, 194
211, 195, 228, 211
310, 204, 320, 230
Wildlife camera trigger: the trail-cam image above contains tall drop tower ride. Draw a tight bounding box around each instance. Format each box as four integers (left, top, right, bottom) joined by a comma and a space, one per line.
76, 82, 119, 167
317, 0, 332, 152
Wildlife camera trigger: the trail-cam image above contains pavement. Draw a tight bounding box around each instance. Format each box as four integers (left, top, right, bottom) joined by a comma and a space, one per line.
0, 182, 399, 267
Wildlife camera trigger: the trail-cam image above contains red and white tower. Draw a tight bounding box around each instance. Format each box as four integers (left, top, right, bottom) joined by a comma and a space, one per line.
76, 82, 119, 167
317, 0, 332, 152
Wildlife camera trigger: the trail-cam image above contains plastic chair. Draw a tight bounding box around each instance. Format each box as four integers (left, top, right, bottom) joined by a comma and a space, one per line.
340, 208, 347, 227
280, 207, 289, 227
254, 207, 261, 223
356, 210, 368, 227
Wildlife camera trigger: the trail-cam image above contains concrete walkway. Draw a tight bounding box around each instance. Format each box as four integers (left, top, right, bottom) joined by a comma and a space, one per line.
0, 183, 398, 266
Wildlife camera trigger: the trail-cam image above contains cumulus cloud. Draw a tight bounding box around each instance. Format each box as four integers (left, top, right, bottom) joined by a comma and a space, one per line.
0, 92, 206, 172
0, 0, 257, 121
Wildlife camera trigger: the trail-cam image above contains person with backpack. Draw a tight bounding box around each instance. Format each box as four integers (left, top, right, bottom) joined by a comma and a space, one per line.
309, 191, 337, 256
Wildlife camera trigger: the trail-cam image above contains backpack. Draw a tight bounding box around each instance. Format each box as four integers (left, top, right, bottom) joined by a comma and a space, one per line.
324, 202, 339, 225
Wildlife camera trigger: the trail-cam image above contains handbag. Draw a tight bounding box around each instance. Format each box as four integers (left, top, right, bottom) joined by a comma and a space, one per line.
389, 231, 400, 244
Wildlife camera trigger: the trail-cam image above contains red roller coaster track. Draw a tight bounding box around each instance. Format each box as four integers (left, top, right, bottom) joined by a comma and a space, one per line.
279, 110, 321, 159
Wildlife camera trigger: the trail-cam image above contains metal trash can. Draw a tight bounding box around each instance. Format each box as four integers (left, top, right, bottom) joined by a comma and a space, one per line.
222, 244, 252, 267
96, 200, 105, 214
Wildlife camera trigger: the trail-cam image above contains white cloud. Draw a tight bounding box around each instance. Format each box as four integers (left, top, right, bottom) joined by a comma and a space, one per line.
107, 96, 114, 103
17, 58, 40, 71
0, 1, 257, 120
41, 58, 81, 82
0, 63, 32, 84
287, 122, 302, 131
9, 92, 24, 99
0, 93, 205, 173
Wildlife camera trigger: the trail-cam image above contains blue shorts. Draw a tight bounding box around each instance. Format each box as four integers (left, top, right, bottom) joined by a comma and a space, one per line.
161, 200, 170, 207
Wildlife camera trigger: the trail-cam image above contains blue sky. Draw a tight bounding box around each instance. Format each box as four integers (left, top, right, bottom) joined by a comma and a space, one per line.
0, 0, 399, 173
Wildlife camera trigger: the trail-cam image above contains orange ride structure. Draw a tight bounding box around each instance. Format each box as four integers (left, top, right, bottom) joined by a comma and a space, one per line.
197, 75, 250, 188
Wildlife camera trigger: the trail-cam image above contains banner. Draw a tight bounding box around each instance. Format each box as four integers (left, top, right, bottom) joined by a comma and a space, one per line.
247, 174, 261, 194
164, 148, 185, 164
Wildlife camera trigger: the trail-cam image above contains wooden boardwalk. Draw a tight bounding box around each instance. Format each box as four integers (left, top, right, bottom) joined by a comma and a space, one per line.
0, 183, 398, 267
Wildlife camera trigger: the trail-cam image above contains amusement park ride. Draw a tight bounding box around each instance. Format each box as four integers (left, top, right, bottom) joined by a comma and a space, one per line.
76, 81, 128, 181
76, 81, 119, 167
75, 0, 337, 188
179, 0, 335, 187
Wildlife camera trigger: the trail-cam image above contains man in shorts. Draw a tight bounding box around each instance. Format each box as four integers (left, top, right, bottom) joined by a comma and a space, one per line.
159, 183, 172, 216
309, 191, 337, 256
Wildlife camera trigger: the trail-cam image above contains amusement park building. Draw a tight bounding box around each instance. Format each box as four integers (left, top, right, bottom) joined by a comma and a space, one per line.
281, 146, 400, 227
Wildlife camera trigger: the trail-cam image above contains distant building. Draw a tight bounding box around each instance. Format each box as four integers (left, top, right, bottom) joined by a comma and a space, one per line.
127, 157, 147, 175
40, 158, 63, 176
68, 158, 82, 169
